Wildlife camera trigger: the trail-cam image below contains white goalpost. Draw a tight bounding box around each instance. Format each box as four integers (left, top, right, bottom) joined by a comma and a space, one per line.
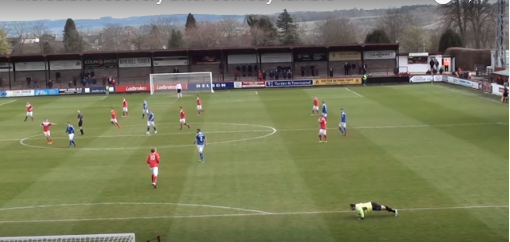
0, 233, 136, 242
149, 72, 214, 95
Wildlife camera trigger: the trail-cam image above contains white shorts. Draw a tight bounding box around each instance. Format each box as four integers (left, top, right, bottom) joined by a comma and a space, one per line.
197, 145, 204, 153
322, 113, 327, 117
312, 106, 318, 111
122, 107, 128, 112
143, 109, 148, 114
180, 118, 186, 123
26, 111, 33, 117
339, 122, 346, 128
147, 121, 155, 127
197, 105, 202, 110
319, 129, 327, 135
43, 131, 51, 137
68, 133, 74, 140
111, 118, 118, 123
151, 167, 158, 176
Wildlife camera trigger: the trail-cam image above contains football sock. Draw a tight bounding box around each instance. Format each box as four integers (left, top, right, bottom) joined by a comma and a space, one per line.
385, 206, 395, 212
154, 176, 158, 184
324, 135, 327, 141
199, 153, 204, 160
80, 128, 84, 135
142, 113, 145, 118
24, 116, 27, 121
147, 127, 150, 132
318, 135, 322, 141
153, 127, 157, 131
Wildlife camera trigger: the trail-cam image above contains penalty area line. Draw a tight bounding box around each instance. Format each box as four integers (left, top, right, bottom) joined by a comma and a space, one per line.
344, 88, 363, 97
0, 99, 17, 107
0, 205, 506, 223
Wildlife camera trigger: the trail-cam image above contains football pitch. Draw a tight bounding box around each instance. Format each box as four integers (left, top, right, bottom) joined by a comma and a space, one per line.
0, 83, 507, 242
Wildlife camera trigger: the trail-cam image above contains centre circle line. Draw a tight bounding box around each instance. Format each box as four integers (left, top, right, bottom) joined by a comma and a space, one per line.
19, 122, 277, 151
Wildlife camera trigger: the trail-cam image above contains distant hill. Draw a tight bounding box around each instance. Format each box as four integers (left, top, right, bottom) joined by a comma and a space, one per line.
0, 5, 435, 34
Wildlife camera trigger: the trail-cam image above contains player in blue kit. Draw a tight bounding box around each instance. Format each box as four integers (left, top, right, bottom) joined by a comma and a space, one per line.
193, 129, 207, 163
142, 100, 148, 119
65, 122, 76, 147
339, 108, 347, 136
146, 110, 157, 135
321, 101, 327, 119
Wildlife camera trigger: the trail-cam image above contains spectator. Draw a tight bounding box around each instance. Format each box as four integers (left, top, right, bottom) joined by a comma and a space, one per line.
351, 63, 356, 75
329, 68, 333, 78
269, 69, 274, 79
73, 76, 77, 87
0, 76, 3, 87
241, 65, 247, 77
248, 65, 253, 76
234, 68, 239, 80
362, 63, 367, 74
47, 79, 53, 89
102, 75, 107, 86
434, 58, 439, 70
81, 76, 87, 87
254, 64, 258, 74
344, 62, 349, 75
262, 70, 266, 80
287, 69, 292, 79
444, 59, 449, 72
282, 69, 287, 79
92, 77, 97, 86
33, 75, 38, 88
300, 66, 305, 77
257, 70, 263, 80
439, 67, 444, 74
429, 58, 435, 71
26, 76, 31, 87
310, 65, 316, 76
275, 70, 280, 80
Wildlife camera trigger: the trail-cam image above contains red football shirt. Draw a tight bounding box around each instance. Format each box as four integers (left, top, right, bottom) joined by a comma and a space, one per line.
313, 98, 318, 106
197, 98, 201, 105
180, 110, 185, 119
42, 122, 51, 132
319, 117, 327, 130
26, 104, 33, 112
122, 100, 127, 107
147, 152, 160, 168
111, 110, 117, 118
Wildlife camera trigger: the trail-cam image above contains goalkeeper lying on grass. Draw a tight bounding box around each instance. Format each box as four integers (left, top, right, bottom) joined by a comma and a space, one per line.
350, 202, 398, 220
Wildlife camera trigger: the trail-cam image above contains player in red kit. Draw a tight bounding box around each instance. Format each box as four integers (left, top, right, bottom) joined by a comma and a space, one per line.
179, 107, 191, 130
41, 119, 54, 144
147, 148, 160, 188
196, 95, 204, 116
25, 102, 34, 122
312, 97, 319, 116
122, 98, 128, 117
110, 108, 121, 128
318, 115, 327, 142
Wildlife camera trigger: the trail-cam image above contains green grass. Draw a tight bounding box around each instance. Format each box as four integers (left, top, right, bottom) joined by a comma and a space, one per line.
0, 83, 507, 242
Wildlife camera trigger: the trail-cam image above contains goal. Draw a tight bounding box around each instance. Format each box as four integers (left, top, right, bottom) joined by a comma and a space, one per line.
150, 72, 214, 95
0, 233, 136, 242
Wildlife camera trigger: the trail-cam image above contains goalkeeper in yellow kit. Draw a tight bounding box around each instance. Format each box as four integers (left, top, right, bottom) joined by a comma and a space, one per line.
350, 202, 398, 220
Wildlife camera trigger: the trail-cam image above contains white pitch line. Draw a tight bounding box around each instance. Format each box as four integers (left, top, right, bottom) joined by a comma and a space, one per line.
344, 87, 363, 97
435, 85, 501, 103
0, 122, 500, 142
0, 99, 17, 107
0, 205, 505, 223
100, 96, 108, 100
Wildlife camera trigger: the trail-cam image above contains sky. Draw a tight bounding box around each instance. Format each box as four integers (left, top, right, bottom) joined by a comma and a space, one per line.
0, 0, 442, 21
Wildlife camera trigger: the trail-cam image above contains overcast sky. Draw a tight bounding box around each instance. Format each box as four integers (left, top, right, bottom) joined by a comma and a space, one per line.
1, 0, 440, 21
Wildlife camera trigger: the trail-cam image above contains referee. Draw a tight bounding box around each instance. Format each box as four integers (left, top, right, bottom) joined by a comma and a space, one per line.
77, 110, 84, 135
176, 83, 182, 98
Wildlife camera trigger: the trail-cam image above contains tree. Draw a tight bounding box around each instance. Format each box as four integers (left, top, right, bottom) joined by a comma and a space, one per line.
217, 16, 246, 47
378, 8, 415, 42
168, 29, 184, 48
100, 24, 128, 51
9, 21, 32, 54
365, 29, 391, 43
438, 29, 464, 52
276, 9, 300, 45
185, 22, 222, 48
0, 28, 11, 54
146, 25, 163, 49
63, 18, 83, 52
185, 13, 197, 30
32, 21, 52, 53
399, 26, 431, 52
245, 15, 278, 46
42, 41, 54, 54
313, 18, 359, 45
439, 0, 494, 48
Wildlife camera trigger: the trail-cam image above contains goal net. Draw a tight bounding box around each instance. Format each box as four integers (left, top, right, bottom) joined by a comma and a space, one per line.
0, 233, 136, 242
150, 72, 214, 95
